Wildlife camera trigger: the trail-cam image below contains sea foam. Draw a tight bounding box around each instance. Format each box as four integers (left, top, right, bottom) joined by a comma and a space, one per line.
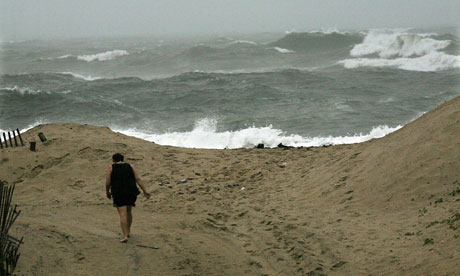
77, 50, 128, 62
0, 86, 44, 95
112, 118, 401, 149
340, 51, 460, 72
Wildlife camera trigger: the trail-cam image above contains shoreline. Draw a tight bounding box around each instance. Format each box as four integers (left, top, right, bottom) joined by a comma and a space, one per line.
1, 96, 459, 275
4, 120, 404, 150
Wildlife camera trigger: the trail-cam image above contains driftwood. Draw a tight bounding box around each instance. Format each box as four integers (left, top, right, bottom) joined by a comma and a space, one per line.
0, 181, 22, 275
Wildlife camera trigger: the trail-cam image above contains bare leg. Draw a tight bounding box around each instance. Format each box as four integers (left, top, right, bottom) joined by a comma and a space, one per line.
127, 206, 133, 237
117, 207, 129, 242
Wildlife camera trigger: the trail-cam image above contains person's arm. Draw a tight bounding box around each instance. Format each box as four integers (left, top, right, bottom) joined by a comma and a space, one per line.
106, 165, 112, 199
132, 166, 151, 199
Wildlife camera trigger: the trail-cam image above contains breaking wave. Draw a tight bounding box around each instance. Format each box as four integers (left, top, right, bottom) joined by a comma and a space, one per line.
340, 29, 459, 72
229, 40, 257, 45
350, 30, 451, 58
60, 72, 102, 81
113, 118, 402, 149
77, 50, 129, 62
270, 47, 295, 54
269, 31, 363, 52
0, 86, 44, 95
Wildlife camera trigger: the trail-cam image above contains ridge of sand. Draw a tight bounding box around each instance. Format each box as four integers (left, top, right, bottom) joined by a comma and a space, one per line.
1, 97, 459, 275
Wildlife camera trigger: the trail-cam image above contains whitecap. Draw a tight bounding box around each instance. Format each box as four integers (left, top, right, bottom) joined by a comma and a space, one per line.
0, 86, 44, 95
57, 54, 73, 59
229, 40, 257, 45
270, 47, 295, 54
61, 72, 102, 81
307, 28, 351, 35
77, 50, 128, 62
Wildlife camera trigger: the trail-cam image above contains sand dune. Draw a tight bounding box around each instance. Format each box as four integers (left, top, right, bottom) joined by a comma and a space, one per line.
1, 97, 460, 275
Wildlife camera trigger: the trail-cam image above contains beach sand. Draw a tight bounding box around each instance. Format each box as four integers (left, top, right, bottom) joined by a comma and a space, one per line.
1, 96, 460, 276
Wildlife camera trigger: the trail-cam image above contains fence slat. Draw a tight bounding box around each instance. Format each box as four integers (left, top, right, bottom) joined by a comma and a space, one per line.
0, 182, 22, 274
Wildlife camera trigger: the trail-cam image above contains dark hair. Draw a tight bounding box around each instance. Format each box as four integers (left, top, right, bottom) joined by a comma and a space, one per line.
112, 153, 124, 162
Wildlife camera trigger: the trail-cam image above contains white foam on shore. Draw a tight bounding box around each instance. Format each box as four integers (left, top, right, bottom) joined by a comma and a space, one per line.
77, 50, 128, 62
0, 120, 48, 136
112, 118, 402, 149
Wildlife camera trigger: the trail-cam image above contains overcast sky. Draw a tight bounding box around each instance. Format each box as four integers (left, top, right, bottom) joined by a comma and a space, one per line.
1, 0, 459, 40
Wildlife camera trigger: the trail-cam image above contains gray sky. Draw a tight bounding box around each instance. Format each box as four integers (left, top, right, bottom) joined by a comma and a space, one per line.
1, 0, 459, 40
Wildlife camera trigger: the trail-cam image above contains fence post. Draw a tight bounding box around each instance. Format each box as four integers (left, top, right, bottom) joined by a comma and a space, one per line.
16, 129, 24, 146
2, 133, 7, 148
8, 132, 13, 147
12, 131, 18, 147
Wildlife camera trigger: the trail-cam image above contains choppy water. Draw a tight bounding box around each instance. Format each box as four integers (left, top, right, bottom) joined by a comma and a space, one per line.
1, 28, 459, 148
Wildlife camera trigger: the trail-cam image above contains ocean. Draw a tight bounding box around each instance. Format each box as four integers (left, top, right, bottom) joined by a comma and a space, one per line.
1, 28, 459, 148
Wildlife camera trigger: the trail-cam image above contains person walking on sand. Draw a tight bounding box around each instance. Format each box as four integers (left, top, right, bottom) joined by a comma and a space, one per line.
106, 153, 151, 243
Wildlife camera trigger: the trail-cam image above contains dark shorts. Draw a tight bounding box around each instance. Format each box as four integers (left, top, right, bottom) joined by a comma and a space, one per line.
113, 194, 137, 208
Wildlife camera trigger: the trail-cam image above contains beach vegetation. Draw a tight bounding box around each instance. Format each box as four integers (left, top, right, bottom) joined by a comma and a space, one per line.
423, 238, 434, 245
446, 213, 460, 231
448, 188, 460, 196
418, 207, 428, 216
426, 221, 439, 228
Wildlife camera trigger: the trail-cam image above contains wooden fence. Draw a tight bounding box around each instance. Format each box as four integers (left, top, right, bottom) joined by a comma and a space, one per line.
0, 182, 22, 275
0, 129, 24, 150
